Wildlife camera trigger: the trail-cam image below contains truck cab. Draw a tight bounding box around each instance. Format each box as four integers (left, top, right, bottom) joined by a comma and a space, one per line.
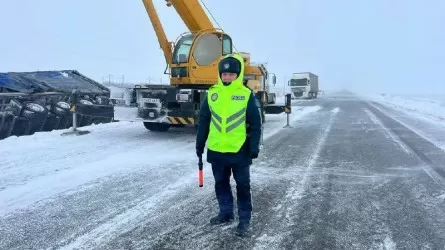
288, 72, 319, 99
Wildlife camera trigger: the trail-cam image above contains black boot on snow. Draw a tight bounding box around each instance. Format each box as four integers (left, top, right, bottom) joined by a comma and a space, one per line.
209, 213, 234, 225
235, 222, 250, 236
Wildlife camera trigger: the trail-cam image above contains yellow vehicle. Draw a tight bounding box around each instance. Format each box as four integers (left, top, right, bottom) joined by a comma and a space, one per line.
113, 0, 285, 132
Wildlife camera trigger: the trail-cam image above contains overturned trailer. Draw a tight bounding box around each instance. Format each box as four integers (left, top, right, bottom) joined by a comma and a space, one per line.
0, 70, 114, 140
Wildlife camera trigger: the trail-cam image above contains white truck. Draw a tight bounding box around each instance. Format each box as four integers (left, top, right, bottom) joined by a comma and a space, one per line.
288, 72, 319, 99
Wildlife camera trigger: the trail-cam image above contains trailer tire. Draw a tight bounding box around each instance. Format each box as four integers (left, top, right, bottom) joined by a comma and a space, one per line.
80, 99, 94, 105
143, 122, 170, 132
22, 102, 48, 120
53, 101, 70, 116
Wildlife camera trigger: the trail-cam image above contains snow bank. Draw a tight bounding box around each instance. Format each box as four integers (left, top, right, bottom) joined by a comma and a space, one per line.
363, 93, 445, 122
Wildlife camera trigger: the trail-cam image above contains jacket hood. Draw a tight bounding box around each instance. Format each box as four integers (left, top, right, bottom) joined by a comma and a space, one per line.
217, 53, 245, 87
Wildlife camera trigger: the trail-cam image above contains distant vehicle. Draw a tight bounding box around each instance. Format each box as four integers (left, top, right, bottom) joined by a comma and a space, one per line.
288, 72, 319, 99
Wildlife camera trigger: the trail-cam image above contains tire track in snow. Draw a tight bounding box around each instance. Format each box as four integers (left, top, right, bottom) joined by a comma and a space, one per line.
367, 103, 445, 185
361, 102, 445, 248
282, 107, 339, 221
278, 99, 443, 249
57, 171, 200, 249
364, 108, 412, 155
258, 97, 445, 249
253, 107, 339, 250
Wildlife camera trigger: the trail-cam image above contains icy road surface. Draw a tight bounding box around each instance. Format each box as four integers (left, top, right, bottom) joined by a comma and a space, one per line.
1, 92, 445, 249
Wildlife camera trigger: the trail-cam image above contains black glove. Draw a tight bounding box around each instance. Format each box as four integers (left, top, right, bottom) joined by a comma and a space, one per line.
196, 148, 203, 158
250, 151, 258, 159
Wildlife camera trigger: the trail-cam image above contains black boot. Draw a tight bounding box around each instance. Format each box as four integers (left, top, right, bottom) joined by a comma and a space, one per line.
209, 213, 234, 225
235, 221, 250, 236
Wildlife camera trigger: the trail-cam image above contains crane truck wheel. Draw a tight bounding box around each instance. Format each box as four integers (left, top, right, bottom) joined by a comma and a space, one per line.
261, 109, 266, 123
143, 122, 170, 132
171, 124, 185, 128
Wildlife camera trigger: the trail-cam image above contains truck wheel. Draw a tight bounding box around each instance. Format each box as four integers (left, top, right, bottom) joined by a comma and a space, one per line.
53, 101, 70, 116
22, 102, 48, 119
143, 122, 170, 132
78, 99, 95, 127
80, 99, 94, 105
261, 109, 266, 123
171, 124, 185, 128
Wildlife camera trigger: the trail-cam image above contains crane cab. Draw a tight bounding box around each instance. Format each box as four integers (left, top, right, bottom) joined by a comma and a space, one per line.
169, 30, 233, 87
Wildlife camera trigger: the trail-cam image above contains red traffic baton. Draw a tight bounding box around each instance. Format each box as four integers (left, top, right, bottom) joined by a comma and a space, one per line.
198, 155, 204, 187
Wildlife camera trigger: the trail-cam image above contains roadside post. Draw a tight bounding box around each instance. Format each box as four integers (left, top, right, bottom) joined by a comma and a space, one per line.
61, 90, 90, 136
283, 93, 292, 128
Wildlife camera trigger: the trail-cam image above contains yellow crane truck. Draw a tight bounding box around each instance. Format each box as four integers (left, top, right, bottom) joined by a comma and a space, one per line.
113, 0, 286, 132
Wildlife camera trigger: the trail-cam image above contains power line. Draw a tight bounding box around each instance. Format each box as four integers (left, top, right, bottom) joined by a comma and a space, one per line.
199, 0, 222, 30
199, 0, 238, 52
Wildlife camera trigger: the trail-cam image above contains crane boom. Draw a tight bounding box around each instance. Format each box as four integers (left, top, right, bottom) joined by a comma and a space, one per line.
168, 0, 215, 32
142, 0, 172, 65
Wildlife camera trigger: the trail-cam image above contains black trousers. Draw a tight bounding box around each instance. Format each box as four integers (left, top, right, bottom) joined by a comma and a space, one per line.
211, 163, 252, 223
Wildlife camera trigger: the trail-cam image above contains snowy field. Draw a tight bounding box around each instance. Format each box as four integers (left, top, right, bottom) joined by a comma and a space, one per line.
364, 93, 445, 122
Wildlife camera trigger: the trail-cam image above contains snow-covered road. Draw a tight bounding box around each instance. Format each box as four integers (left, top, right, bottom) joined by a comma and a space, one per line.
1, 92, 444, 249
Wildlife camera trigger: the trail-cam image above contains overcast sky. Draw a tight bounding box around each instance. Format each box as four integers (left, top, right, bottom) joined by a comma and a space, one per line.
0, 0, 444, 95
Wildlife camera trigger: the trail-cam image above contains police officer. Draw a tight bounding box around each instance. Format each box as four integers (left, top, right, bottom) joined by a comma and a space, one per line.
196, 53, 262, 236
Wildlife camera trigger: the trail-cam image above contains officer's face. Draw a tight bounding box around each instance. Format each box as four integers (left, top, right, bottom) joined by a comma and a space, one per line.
221, 73, 237, 82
